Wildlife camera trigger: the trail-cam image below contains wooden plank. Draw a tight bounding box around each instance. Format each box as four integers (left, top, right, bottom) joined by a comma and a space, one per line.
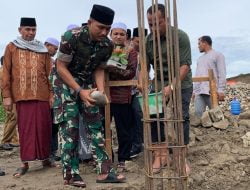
208, 69, 218, 108
108, 80, 138, 87
192, 77, 209, 82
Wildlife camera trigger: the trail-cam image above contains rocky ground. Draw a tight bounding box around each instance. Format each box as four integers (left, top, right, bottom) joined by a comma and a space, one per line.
0, 82, 250, 190
188, 82, 250, 190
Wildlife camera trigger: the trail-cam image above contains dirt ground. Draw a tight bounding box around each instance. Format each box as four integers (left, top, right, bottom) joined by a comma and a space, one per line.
1, 110, 250, 190
0, 123, 146, 190
188, 122, 250, 190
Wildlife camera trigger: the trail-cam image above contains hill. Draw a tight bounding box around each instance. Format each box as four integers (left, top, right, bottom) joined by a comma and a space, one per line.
227, 73, 250, 84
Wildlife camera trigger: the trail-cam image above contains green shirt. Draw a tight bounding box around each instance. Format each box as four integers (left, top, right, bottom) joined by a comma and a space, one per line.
146, 28, 192, 89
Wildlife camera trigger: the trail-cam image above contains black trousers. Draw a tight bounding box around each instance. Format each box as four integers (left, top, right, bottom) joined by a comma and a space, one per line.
111, 103, 133, 162
51, 123, 59, 154
131, 94, 143, 148
51, 111, 59, 155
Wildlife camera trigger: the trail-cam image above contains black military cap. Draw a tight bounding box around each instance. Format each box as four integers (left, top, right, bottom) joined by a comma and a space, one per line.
127, 29, 131, 39
133, 27, 148, 38
90, 4, 115, 25
20, 17, 36, 27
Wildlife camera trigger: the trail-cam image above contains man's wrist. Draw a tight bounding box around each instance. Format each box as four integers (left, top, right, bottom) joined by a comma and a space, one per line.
75, 86, 83, 96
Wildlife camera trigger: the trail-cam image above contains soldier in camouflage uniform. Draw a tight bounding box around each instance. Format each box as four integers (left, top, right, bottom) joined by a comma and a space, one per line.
52, 4, 126, 187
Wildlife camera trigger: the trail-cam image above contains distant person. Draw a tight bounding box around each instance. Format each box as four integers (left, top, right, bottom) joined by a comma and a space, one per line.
0, 56, 18, 151
67, 24, 79, 31
2, 17, 53, 177
125, 28, 132, 48
44, 37, 59, 58
126, 28, 131, 41
193, 35, 226, 117
45, 37, 61, 163
53, 5, 125, 187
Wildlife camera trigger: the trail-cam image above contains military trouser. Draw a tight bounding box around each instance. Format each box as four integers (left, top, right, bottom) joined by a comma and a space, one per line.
59, 105, 113, 180
51, 73, 114, 180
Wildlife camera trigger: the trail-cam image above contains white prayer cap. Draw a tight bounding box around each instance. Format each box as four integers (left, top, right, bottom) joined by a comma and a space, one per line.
111, 22, 127, 32
45, 37, 59, 47
66, 24, 79, 31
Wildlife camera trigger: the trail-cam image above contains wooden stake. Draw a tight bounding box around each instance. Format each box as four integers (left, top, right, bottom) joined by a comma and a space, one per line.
208, 69, 218, 108
104, 72, 112, 161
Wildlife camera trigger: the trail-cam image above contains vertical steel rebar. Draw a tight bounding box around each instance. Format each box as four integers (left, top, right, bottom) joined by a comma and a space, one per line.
136, 0, 188, 189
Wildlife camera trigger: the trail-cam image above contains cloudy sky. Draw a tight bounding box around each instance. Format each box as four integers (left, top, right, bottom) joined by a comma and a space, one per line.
0, 0, 249, 77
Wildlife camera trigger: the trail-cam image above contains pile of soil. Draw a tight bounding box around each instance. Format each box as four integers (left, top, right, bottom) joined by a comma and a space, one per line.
188, 124, 250, 190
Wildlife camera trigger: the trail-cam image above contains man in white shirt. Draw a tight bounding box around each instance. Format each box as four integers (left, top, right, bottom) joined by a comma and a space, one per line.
193, 36, 226, 117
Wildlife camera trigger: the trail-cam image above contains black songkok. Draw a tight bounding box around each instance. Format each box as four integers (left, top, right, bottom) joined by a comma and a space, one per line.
127, 29, 131, 39
20, 17, 36, 27
133, 27, 148, 38
90, 4, 115, 25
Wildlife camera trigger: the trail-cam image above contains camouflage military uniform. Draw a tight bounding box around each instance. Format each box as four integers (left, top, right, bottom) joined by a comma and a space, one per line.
52, 26, 114, 180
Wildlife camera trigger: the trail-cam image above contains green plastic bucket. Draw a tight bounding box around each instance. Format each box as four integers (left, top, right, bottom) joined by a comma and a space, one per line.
137, 92, 163, 115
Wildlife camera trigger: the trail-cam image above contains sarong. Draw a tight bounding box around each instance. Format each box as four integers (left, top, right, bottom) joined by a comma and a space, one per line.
16, 100, 51, 161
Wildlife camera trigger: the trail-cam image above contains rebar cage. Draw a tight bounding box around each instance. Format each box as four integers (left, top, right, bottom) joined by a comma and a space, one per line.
136, 0, 188, 189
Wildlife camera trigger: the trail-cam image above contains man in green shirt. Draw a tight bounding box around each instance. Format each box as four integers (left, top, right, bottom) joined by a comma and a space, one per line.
146, 4, 193, 174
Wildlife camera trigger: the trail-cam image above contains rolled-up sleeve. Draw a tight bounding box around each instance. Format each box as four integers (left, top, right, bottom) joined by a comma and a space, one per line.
57, 31, 75, 63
